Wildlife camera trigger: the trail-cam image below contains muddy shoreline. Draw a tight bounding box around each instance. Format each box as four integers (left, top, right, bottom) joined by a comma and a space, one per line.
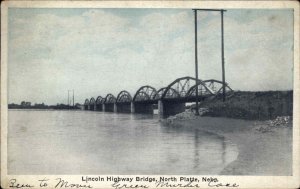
168, 116, 292, 175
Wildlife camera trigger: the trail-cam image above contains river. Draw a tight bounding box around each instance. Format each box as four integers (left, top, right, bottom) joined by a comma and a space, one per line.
8, 110, 238, 175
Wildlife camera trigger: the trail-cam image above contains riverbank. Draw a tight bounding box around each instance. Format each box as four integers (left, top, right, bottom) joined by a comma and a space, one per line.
199, 90, 293, 120
166, 115, 292, 175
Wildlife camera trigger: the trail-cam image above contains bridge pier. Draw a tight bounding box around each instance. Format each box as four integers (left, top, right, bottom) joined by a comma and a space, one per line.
158, 100, 185, 117
102, 104, 106, 112
134, 103, 154, 114
158, 100, 164, 117
131, 102, 135, 113
114, 103, 118, 113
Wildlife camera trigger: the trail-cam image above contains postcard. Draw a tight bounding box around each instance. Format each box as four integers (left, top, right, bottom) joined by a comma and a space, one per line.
1, 1, 299, 189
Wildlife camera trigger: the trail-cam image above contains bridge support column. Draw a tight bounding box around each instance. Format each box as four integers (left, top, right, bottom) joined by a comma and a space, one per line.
158, 100, 164, 117
102, 104, 106, 112
114, 103, 118, 113
131, 102, 135, 113
94, 105, 97, 111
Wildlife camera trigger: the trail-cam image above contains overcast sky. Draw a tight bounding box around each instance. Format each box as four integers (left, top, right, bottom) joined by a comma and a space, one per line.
8, 8, 293, 105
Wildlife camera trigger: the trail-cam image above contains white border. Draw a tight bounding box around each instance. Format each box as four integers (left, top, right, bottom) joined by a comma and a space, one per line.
1, 1, 299, 188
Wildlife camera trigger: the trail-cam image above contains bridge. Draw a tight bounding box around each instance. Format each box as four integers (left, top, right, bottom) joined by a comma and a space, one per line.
83, 76, 233, 117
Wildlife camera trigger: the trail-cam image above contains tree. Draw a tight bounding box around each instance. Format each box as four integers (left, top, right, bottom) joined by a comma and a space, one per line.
21, 101, 26, 106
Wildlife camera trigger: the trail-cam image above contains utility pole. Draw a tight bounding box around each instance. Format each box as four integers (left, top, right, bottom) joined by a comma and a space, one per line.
73, 90, 74, 107
68, 90, 72, 109
194, 10, 200, 116
68, 90, 70, 107
193, 9, 227, 113
221, 10, 226, 102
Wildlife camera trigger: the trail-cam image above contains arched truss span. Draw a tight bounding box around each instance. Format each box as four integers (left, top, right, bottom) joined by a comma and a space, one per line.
186, 79, 233, 97
90, 97, 96, 105
116, 90, 132, 103
84, 99, 90, 105
161, 76, 214, 99
133, 86, 157, 102
203, 79, 233, 95
154, 87, 180, 100
96, 96, 105, 104
104, 93, 116, 104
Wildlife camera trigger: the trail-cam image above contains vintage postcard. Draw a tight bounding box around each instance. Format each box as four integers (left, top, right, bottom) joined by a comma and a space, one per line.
1, 1, 299, 189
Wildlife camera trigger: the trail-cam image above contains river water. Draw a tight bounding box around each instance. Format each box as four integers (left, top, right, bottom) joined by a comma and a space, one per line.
8, 110, 238, 175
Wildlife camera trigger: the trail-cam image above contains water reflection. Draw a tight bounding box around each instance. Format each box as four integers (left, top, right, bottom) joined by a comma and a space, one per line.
194, 129, 200, 169
159, 123, 238, 174
8, 110, 238, 175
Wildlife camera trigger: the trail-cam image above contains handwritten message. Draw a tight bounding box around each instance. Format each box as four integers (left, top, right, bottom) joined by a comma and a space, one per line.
6, 176, 239, 189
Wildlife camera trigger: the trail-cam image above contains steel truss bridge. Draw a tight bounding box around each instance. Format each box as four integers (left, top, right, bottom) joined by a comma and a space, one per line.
84, 76, 233, 116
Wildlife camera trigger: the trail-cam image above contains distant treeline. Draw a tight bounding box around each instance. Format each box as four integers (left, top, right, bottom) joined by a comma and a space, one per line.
200, 90, 293, 120
8, 102, 81, 110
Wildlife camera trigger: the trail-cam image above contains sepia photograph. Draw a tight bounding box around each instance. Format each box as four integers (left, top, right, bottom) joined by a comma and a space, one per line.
1, 1, 299, 189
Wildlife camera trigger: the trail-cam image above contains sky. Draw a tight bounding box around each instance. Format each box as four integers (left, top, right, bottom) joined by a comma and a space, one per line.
8, 8, 294, 105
